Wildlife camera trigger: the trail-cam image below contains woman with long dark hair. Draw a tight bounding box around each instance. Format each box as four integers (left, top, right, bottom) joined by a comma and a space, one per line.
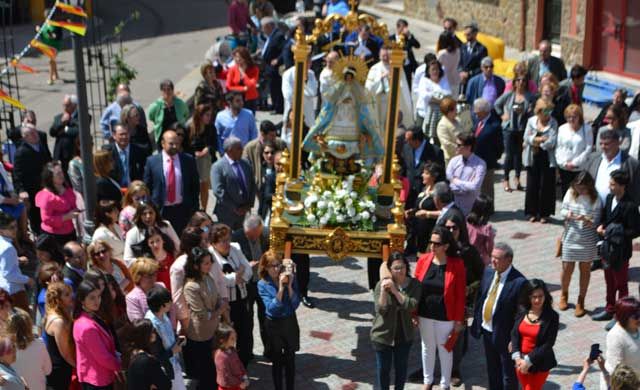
414, 225, 466, 389
35, 161, 78, 247
511, 279, 558, 390
187, 103, 217, 210
92, 200, 125, 260
436, 31, 461, 95
126, 319, 171, 390
123, 202, 179, 265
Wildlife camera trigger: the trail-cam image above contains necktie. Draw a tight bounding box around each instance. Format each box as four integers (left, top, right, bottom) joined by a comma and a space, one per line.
483, 271, 502, 324
167, 156, 176, 203
233, 161, 248, 196
119, 149, 129, 186
475, 120, 484, 137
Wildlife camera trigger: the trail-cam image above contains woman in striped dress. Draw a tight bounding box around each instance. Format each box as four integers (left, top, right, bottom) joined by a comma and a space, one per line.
559, 171, 601, 317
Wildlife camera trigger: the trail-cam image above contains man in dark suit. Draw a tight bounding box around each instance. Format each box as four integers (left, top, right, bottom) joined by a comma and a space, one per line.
472, 98, 503, 212
465, 57, 506, 111
211, 136, 257, 231
593, 170, 640, 322
458, 23, 488, 92
232, 214, 269, 357
13, 124, 52, 234
344, 24, 383, 66
49, 94, 80, 172
527, 40, 567, 86
62, 241, 86, 291
401, 127, 445, 207
471, 242, 527, 390
103, 123, 147, 187
390, 18, 420, 85
143, 129, 199, 235
261, 17, 286, 114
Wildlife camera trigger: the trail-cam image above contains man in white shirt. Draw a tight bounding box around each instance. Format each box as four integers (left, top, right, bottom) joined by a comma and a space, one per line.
366, 47, 414, 137
281, 60, 318, 129
471, 243, 527, 390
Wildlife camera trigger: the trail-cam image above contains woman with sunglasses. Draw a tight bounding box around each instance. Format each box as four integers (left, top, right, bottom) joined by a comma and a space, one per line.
87, 240, 134, 293
259, 141, 278, 222
442, 214, 485, 386
183, 247, 225, 390
523, 98, 558, 224
495, 64, 535, 192
370, 252, 421, 390
258, 250, 300, 390
123, 202, 179, 266
414, 225, 466, 390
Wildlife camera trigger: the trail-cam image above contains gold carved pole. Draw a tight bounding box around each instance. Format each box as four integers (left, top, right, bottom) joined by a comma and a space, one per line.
382, 44, 407, 254
269, 149, 291, 253
288, 27, 311, 188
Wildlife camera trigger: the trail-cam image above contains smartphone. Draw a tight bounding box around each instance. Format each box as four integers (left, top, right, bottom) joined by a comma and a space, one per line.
589, 343, 601, 361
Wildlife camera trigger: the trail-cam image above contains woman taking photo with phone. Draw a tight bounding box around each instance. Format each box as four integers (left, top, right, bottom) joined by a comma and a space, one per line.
511, 279, 559, 390
370, 251, 421, 390
258, 250, 300, 390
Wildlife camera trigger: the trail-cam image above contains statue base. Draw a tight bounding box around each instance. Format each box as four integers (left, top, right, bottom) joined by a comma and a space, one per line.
321, 154, 361, 176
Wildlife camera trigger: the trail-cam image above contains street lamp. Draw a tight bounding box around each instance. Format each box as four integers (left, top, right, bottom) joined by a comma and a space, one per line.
68, 0, 96, 242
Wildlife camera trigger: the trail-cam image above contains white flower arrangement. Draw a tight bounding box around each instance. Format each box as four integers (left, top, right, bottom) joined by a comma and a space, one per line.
302, 174, 377, 231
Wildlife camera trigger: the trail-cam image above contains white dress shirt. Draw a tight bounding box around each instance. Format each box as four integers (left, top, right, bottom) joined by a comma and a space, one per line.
595, 151, 622, 204
481, 265, 513, 332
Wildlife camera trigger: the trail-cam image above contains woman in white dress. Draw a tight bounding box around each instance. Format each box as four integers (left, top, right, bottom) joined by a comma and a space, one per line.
559, 171, 601, 317
416, 60, 451, 145
436, 31, 461, 96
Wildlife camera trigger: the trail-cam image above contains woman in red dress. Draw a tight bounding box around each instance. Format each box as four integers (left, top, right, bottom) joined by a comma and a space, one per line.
511, 278, 559, 390
144, 227, 176, 294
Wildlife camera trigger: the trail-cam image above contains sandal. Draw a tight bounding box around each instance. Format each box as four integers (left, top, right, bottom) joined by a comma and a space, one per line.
540, 218, 548, 224
528, 216, 537, 223
504, 186, 512, 193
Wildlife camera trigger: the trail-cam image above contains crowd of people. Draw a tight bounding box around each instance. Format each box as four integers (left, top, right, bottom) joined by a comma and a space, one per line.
0, 0, 640, 389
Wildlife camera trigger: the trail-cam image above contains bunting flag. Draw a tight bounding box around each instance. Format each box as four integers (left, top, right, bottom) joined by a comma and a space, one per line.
48, 20, 87, 36
30, 39, 57, 59
0, 89, 25, 110
54, 1, 88, 18
10, 59, 37, 74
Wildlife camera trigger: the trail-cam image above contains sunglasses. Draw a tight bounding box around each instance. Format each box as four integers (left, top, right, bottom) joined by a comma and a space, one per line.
429, 241, 444, 247
390, 266, 406, 271
92, 249, 109, 257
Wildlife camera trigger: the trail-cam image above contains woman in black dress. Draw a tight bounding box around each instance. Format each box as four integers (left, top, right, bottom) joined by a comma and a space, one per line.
259, 141, 277, 221
405, 162, 446, 255
187, 103, 217, 210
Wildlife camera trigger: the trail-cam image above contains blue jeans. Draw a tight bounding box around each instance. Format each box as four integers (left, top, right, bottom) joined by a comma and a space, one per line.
374, 341, 412, 390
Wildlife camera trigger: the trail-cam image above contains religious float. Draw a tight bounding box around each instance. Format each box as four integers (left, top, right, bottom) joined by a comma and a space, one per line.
269, 0, 407, 262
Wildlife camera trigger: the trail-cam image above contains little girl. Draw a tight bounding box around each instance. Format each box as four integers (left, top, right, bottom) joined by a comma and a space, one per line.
119, 180, 150, 233
466, 194, 496, 265
214, 324, 249, 390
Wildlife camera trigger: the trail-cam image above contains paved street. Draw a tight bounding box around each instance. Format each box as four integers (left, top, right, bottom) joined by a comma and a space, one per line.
5, 1, 640, 389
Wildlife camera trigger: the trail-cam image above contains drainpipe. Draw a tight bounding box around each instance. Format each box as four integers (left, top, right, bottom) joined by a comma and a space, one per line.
520, 0, 527, 51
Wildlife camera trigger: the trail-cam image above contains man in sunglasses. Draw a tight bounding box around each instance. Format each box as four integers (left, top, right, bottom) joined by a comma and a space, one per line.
465, 56, 505, 113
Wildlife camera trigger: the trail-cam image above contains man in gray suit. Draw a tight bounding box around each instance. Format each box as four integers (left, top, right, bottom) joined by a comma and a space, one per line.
211, 137, 257, 230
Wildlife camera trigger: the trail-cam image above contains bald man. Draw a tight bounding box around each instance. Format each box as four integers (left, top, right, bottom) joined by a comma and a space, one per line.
143, 129, 200, 234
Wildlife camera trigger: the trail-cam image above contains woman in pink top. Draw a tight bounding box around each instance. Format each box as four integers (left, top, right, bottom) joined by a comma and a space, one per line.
72, 280, 121, 388
35, 161, 78, 247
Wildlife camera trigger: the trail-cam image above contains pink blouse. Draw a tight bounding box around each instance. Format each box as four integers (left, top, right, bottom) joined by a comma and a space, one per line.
35, 187, 77, 235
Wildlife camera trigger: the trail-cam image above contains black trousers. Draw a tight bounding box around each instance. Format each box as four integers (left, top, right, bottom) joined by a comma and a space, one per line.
247, 280, 267, 356
367, 258, 382, 290
291, 254, 310, 297
161, 202, 192, 237
183, 337, 216, 390
230, 297, 253, 367
265, 315, 299, 390
26, 193, 41, 235
558, 168, 579, 199
482, 329, 517, 390
266, 66, 284, 113
524, 152, 555, 218
81, 384, 113, 390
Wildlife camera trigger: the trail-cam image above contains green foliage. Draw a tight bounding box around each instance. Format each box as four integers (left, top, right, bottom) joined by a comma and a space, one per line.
108, 52, 137, 101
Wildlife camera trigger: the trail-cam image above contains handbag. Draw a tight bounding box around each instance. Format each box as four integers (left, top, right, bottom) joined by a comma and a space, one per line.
555, 221, 568, 258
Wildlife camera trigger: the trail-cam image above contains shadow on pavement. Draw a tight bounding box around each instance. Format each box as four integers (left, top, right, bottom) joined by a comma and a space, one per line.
310, 273, 369, 295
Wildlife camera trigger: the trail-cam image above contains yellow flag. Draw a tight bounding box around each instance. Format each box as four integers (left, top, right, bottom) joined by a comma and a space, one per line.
48, 20, 87, 36
0, 89, 26, 110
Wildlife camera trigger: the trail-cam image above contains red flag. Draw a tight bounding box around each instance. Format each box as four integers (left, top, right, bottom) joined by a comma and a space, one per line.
10, 59, 37, 74
30, 39, 57, 59
0, 89, 25, 110
54, 1, 87, 18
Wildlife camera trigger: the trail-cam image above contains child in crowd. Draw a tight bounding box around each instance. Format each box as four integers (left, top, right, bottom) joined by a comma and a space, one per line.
214, 323, 249, 390
466, 194, 495, 265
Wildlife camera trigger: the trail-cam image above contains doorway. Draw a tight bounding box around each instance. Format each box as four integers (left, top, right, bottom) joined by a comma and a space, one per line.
598, 0, 640, 77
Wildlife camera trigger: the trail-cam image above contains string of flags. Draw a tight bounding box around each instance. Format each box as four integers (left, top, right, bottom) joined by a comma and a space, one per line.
0, 1, 88, 109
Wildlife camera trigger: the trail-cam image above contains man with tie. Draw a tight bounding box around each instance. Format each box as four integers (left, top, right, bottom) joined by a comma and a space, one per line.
143, 130, 199, 235
446, 132, 486, 215
211, 137, 257, 230
471, 242, 527, 390
458, 23, 488, 93
472, 98, 502, 213
103, 123, 146, 187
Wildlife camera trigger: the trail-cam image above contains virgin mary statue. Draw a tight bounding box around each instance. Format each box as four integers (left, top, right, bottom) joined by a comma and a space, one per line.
302, 66, 384, 163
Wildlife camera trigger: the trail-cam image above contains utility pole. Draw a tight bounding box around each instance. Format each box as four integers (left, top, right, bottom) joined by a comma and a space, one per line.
70, 1, 96, 243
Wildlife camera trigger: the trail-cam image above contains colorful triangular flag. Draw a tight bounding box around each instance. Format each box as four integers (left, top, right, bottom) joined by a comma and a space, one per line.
48, 20, 87, 36
0, 89, 25, 110
54, 1, 88, 18
10, 59, 37, 74
30, 39, 57, 59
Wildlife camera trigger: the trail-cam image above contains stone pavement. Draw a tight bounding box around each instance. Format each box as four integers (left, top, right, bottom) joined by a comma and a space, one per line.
245, 176, 640, 389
